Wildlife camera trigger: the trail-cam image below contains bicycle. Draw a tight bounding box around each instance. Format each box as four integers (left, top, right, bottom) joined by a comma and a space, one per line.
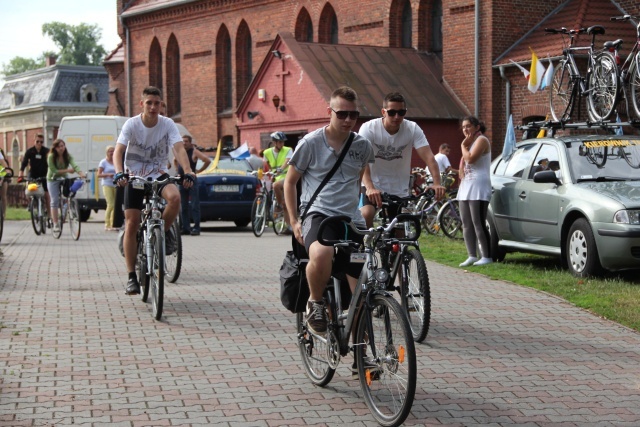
546, 25, 619, 122
129, 174, 182, 320
297, 214, 417, 426
378, 191, 433, 342
164, 218, 182, 283
436, 191, 463, 239
51, 177, 85, 240
0, 166, 14, 243
22, 177, 50, 236
250, 170, 286, 236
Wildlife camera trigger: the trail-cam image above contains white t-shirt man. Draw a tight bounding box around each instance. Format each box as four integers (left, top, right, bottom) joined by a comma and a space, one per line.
358, 118, 429, 196
434, 152, 451, 174
117, 114, 182, 179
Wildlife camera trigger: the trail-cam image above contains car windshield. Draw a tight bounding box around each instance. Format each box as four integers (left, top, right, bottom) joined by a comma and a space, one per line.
567, 136, 640, 182
199, 157, 252, 174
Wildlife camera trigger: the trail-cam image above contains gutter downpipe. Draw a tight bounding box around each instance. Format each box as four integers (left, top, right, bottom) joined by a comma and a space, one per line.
499, 66, 510, 123
475, 0, 479, 115
121, 14, 132, 116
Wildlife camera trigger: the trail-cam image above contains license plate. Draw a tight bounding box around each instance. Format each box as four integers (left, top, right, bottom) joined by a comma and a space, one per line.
213, 184, 239, 192
350, 252, 366, 263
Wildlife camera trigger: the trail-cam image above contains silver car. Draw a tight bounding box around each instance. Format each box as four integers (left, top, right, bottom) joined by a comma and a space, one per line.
488, 134, 640, 277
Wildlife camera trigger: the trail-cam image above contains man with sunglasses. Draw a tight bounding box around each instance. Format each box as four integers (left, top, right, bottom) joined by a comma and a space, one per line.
284, 86, 374, 337
359, 92, 445, 227
18, 134, 51, 219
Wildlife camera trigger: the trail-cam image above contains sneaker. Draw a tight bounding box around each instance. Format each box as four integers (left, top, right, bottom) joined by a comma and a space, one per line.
125, 277, 140, 295
459, 257, 479, 267
166, 227, 177, 255
52, 224, 60, 233
351, 359, 382, 380
473, 257, 493, 266
180, 229, 191, 236
305, 300, 327, 335
190, 229, 200, 236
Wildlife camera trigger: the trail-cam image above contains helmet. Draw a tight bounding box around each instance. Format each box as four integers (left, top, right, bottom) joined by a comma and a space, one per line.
270, 131, 287, 142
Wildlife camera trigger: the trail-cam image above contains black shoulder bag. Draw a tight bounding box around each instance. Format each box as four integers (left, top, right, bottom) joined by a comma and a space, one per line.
279, 132, 355, 313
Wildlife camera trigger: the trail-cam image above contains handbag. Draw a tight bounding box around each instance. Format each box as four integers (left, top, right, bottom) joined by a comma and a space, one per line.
279, 132, 355, 313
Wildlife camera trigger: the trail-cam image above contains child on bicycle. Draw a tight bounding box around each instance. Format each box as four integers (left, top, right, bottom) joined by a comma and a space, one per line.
46, 139, 86, 233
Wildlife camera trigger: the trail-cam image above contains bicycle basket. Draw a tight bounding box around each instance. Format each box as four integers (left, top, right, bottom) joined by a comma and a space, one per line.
25, 183, 44, 197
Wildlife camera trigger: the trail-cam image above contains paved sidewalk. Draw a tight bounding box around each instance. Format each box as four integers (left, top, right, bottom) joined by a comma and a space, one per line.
1, 219, 639, 426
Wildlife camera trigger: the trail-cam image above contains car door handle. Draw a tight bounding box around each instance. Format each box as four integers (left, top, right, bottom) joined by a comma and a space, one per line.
519, 191, 527, 200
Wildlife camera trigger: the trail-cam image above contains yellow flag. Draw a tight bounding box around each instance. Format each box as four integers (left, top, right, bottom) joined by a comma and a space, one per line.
201, 140, 223, 174
94, 170, 100, 201
536, 128, 546, 138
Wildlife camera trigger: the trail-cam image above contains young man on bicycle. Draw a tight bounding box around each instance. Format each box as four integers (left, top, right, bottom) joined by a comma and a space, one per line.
263, 131, 292, 230
359, 92, 445, 227
18, 134, 51, 218
284, 86, 374, 335
113, 86, 196, 296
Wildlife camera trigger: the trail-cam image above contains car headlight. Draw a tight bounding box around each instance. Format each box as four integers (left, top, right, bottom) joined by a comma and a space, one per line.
613, 209, 640, 224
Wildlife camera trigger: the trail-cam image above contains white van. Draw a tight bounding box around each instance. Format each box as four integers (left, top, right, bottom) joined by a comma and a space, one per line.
57, 115, 190, 221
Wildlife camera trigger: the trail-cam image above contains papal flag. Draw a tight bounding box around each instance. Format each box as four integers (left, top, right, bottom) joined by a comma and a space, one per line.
528, 48, 546, 93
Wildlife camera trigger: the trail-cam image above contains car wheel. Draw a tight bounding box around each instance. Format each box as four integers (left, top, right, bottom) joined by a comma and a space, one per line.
566, 218, 602, 277
486, 215, 506, 262
234, 219, 250, 228
79, 208, 91, 222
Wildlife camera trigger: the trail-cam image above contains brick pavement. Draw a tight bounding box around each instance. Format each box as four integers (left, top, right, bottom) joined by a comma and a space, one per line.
1, 218, 639, 426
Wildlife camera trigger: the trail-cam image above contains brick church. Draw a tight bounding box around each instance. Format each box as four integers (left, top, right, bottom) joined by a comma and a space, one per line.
104, 0, 640, 163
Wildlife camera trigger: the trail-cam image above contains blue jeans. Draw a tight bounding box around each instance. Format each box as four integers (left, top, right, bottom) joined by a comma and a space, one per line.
180, 184, 200, 232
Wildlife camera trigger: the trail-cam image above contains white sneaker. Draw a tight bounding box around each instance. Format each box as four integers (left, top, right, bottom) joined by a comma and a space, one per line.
473, 257, 493, 266
53, 224, 60, 233
459, 257, 479, 267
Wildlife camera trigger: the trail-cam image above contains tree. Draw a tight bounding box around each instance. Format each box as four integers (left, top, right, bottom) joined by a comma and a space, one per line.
1, 22, 106, 77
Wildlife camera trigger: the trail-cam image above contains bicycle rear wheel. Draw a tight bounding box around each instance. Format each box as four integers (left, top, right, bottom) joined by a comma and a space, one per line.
251, 195, 267, 237
137, 231, 150, 303
550, 60, 574, 122
630, 56, 640, 120
68, 199, 81, 240
401, 248, 431, 342
588, 51, 619, 121
151, 227, 165, 320
418, 198, 441, 235
438, 200, 463, 239
297, 311, 335, 386
355, 295, 416, 427
29, 198, 43, 235
165, 220, 182, 283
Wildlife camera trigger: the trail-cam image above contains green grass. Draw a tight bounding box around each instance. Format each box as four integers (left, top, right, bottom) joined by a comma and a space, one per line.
4, 207, 31, 221
419, 234, 640, 332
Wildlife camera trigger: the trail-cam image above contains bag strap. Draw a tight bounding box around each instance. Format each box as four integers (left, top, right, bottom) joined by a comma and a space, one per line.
301, 132, 355, 220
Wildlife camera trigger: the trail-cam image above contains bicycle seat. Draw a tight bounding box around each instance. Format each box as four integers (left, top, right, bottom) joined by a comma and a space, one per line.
603, 39, 623, 49
587, 25, 605, 36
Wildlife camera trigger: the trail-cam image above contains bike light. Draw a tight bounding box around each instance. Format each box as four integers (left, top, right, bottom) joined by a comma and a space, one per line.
374, 268, 389, 283
392, 243, 400, 253
152, 210, 162, 220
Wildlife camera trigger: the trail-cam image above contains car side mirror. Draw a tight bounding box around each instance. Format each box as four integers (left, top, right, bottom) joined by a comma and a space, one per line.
533, 170, 562, 186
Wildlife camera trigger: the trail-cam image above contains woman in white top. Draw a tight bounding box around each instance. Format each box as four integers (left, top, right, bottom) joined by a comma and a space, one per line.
457, 116, 493, 267
97, 146, 117, 231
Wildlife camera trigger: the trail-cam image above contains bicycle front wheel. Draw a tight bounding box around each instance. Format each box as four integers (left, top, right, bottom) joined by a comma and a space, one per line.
296, 312, 335, 386
401, 248, 431, 342
355, 295, 416, 427
630, 55, 640, 120
418, 198, 441, 235
137, 231, 150, 303
438, 200, 463, 239
165, 220, 182, 283
29, 198, 43, 236
272, 197, 287, 235
52, 207, 63, 239
251, 195, 267, 237
588, 51, 619, 121
151, 227, 165, 320
550, 60, 574, 122
68, 199, 81, 240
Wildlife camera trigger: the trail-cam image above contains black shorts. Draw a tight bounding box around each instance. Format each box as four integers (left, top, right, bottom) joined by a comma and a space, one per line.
302, 213, 365, 279
123, 174, 173, 211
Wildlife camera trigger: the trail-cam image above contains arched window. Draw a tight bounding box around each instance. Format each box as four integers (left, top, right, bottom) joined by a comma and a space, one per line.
418, 0, 443, 56
389, 0, 413, 48
216, 25, 232, 112
236, 21, 252, 104
149, 37, 163, 91
166, 34, 181, 117
295, 7, 314, 42
319, 3, 338, 44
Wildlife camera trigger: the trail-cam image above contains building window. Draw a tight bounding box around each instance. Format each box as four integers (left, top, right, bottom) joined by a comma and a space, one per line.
295, 7, 314, 42
390, 0, 413, 48
431, 0, 442, 56
319, 3, 338, 44
80, 83, 98, 102
166, 34, 181, 117
418, 0, 443, 56
401, 1, 412, 48
149, 37, 163, 91
236, 21, 252, 105
216, 25, 232, 112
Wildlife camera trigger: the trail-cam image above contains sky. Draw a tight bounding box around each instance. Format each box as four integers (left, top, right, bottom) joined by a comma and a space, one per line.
0, 0, 120, 85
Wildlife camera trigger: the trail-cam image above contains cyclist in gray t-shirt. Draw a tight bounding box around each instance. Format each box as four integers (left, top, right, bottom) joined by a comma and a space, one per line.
284, 86, 374, 336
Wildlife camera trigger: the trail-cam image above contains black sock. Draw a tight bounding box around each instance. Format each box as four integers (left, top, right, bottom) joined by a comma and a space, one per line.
128, 272, 137, 281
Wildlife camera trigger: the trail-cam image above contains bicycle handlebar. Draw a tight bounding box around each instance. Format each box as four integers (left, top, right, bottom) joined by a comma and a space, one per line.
0, 167, 14, 178
127, 174, 183, 186
381, 188, 435, 206
610, 15, 639, 21
316, 214, 422, 247
544, 27, 587, 35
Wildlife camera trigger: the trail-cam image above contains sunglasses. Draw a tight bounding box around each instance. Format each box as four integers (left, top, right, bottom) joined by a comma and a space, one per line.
36, 140, 44, 143
384, 109, 407, 117
331, 108, 360, 120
